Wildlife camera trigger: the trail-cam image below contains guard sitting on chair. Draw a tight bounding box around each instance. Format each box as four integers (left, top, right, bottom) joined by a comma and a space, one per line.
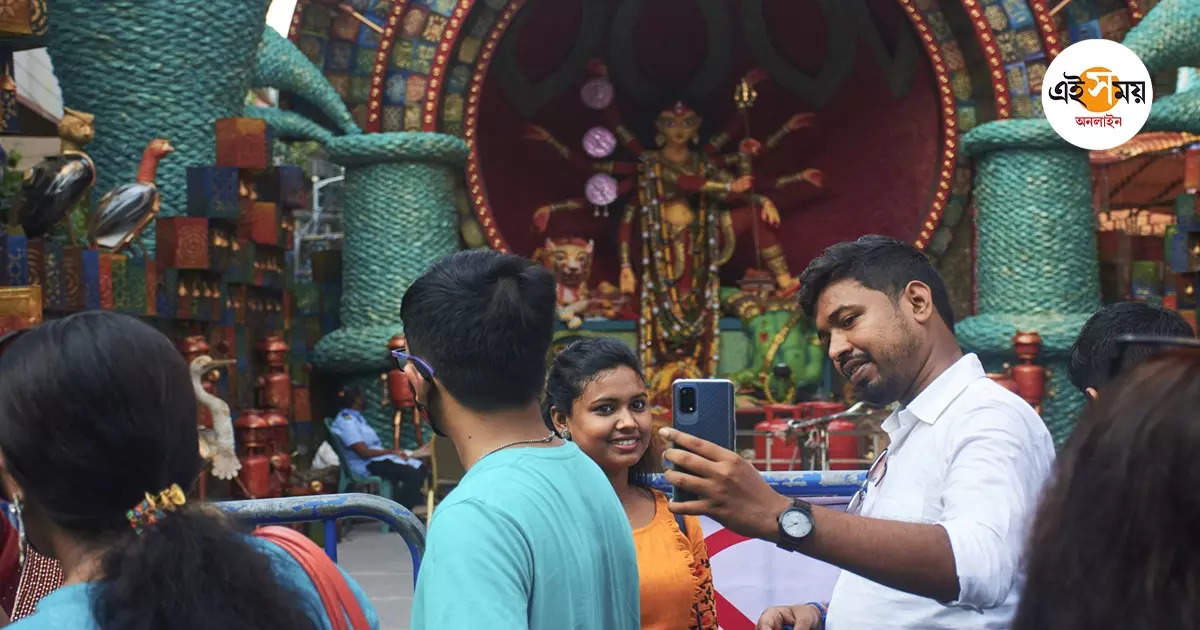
331, 386, 429, 509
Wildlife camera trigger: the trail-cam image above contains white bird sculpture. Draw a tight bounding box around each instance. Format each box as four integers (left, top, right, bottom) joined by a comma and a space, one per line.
189, 355, 242, 480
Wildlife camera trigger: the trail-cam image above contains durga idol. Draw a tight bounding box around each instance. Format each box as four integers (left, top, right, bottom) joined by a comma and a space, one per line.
528, 80, 821, 405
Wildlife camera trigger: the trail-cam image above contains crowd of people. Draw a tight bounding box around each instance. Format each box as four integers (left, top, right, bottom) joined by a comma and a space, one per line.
0, 234, 1195, 629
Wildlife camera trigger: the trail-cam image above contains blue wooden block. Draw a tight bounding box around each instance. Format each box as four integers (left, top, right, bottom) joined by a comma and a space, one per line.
1177, 194, 1200, 232
3, 235, 29, 286
256, 165, 307, 210
187, 166, 240, 220
156, 267, 178, 318
80, 249, 101, 310
1130, 261, 1162, 300
42, 241, 68, 310
1169, 232, 1190, 273
1000, 0, 1035, 30
1068, 19, 1101, 44
355, 16, 384, 47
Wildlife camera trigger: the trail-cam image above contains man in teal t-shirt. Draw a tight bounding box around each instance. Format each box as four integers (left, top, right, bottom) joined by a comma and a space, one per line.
400, 250, 640, 630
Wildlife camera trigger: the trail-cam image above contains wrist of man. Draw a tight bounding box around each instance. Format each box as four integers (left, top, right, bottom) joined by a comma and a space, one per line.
806, 602, 827, 629
759, 492, 794, 543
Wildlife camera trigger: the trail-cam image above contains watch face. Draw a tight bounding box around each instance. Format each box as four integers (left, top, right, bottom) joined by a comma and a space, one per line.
781, 508, 813, 538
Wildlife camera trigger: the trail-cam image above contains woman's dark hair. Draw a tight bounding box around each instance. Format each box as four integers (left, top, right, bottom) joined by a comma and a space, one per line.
0, 312, 317, 630
543, 337, 658, 486
337, 384, 364, 409
1013, 353, 1200, 630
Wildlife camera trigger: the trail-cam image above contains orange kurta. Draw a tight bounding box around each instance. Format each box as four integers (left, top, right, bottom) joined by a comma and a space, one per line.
633, 490, 717, 630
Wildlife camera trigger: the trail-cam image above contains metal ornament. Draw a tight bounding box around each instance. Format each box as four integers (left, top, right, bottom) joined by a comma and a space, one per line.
580, 77, 614, 110
585, 173, 618, 218
582, 126, 617, 158
10, 498, 26, 568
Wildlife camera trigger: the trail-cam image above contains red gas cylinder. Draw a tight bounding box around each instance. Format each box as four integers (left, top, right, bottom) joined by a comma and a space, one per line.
826, 419, 860, 470
754, 404, 801, 471
237, 454, 271, 498
793, 402, 856, 470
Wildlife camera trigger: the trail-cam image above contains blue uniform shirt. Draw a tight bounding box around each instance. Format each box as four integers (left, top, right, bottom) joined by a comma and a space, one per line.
330, 408, 420, 478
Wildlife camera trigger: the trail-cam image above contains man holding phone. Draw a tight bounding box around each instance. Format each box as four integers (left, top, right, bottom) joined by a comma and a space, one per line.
661, 236, 1055, 629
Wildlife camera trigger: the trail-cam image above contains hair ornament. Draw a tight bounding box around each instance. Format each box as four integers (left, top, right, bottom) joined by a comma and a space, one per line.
126, 483, 186, 535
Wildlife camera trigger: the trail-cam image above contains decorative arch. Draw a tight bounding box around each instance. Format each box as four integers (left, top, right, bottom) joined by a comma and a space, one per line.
423, 0, 991, 256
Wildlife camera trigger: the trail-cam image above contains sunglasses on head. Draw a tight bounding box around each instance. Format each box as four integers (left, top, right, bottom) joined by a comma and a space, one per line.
1108, 334, 1200, 383
390, 348, 435, 380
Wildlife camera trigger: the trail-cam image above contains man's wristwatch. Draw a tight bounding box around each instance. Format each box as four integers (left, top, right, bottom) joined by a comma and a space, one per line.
777, 499, 814, 551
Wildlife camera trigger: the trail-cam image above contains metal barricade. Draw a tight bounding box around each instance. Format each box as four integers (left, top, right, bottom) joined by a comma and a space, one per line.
649, 470, 866, 498
216, 492, 426, 584
741, 403, 890, 471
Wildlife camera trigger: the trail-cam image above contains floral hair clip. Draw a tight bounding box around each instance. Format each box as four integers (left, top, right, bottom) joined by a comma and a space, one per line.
126, 483, 187, 535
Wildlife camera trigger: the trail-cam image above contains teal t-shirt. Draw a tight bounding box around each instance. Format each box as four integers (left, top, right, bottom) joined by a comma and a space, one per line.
9, 536, 380, 630
411, 441, 640, 630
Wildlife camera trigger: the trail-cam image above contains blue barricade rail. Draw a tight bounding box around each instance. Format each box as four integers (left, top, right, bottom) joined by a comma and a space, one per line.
212, 472, 865, 586
648, 470, 867, 498
216, 492, 425, 583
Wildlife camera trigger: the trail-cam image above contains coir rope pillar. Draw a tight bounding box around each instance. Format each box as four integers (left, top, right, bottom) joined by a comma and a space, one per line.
43, 0, 270, 253
312, 133, 468, 448
957, 121, 1098, 444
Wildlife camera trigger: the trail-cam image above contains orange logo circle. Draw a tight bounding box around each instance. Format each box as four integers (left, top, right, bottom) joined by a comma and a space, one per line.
1077, 66, 1123, 113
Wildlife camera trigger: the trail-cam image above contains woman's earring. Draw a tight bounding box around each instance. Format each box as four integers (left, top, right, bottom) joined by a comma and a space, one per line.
559, 428, 572, 441
10, 497, 26, 568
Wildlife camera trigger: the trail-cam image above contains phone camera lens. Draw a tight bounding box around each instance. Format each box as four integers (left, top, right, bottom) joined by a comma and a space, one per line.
679, 387, 696, 413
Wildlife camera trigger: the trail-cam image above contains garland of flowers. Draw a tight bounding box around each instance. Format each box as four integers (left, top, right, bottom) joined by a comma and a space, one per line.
635, 153, 722, 376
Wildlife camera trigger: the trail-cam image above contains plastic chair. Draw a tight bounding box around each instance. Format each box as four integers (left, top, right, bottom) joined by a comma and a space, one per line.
324, 417, 395, 531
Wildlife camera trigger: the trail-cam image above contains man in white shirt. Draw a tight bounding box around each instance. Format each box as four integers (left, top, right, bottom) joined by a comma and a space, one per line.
660, 235, 1055, 630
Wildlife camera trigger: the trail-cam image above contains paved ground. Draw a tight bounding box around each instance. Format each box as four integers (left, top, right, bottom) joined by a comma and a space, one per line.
339, 522, 415, 630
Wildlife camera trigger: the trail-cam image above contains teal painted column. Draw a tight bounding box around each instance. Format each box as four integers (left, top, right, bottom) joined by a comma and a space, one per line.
44, 0, 270, 251
955, 0, 1200, 444
313, 133, 468, 448
957, 121, 1099, 444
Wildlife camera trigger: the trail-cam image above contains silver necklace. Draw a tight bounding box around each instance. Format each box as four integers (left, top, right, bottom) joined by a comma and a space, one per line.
482, 431, 557, 460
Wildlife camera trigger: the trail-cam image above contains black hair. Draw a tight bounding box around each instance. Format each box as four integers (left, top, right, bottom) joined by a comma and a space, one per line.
543, 337, 657, 486
1014, 353, 1200, 630
337, 384, 364, 409
797, 235, 955, 331
400, 249, 557, 412
1067, 301, 1194, 392
0, 312, 317, 630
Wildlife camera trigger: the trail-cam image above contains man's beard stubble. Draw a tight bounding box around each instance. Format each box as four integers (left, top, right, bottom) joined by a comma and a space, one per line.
854, 326, 922, 405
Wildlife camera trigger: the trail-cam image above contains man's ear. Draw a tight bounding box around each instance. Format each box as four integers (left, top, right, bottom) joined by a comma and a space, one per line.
549, 407, 569, 433
403, 363, 426, 391
1085, 386, 1099, 402
902, 280, 935, 324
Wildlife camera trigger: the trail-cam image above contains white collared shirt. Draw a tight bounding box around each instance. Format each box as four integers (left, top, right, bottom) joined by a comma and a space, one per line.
825, 353, 1055, 629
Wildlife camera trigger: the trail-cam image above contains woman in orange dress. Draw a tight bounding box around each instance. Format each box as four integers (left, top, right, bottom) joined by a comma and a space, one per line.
544, 337, 716, 629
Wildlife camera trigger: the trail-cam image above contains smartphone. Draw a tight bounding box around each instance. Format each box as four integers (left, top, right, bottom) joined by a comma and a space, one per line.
671, 378, 735, 502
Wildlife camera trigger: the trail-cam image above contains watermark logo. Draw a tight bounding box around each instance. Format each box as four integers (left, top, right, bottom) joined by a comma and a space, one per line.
1042, 39, 1152, 151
